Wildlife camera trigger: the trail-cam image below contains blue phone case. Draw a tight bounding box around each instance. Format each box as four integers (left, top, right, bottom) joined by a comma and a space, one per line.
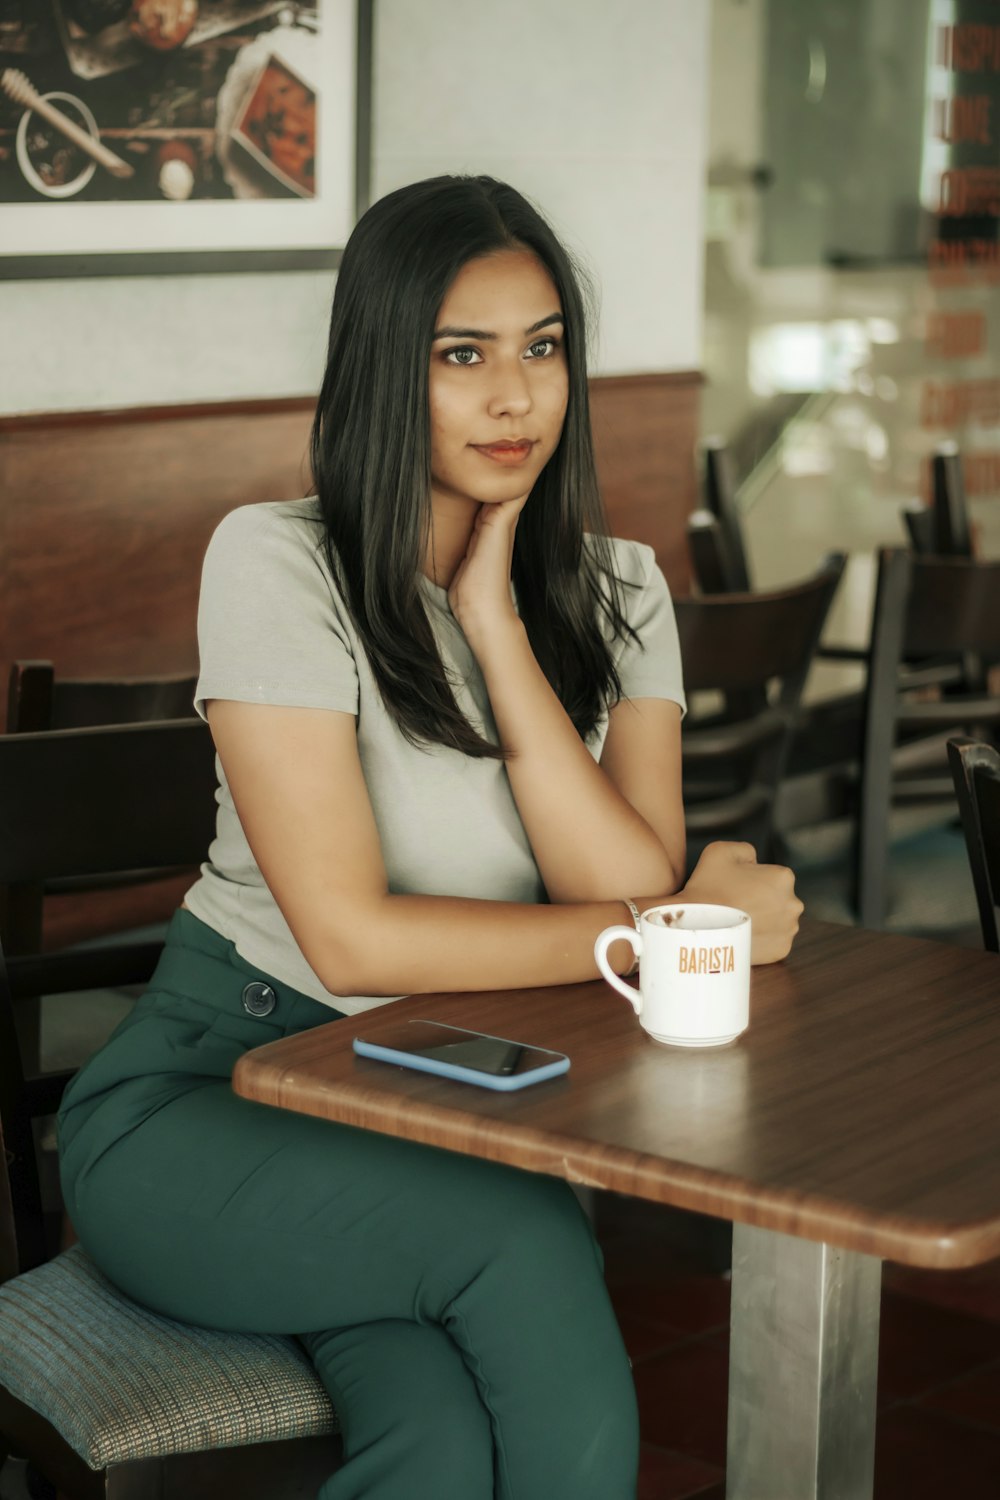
352, 1029, 570, 1091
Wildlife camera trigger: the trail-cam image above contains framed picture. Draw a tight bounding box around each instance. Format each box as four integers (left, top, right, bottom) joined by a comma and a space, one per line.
0, 0, 372, 278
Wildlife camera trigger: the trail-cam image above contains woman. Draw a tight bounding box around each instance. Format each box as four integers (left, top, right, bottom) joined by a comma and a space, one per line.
58, 175, 801, 1500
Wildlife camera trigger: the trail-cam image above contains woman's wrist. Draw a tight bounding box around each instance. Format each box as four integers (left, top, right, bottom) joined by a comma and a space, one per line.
459, 611, 527, 664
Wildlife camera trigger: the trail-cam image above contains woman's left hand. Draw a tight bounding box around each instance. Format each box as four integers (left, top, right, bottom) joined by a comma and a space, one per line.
447, 494, 529, 650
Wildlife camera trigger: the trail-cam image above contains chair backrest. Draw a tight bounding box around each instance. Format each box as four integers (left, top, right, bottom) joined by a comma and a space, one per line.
931, 444, 973, 558
3, 662, 201, 957
872, 550, 1000, 665
900, 444, 973, 560
900, 500, 936, 556
687, 510, 747, 596
674, 554, 845, 855
947, 738, 1000, 953
699, 440, 751, 593
857, 551, 1000, 928
0, 720, 218, 1276
676, 554, 845, 697
7, 661, 198, 734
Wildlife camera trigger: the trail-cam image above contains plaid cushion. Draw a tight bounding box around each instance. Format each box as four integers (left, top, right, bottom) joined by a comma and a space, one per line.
0, 1243, 338, 1469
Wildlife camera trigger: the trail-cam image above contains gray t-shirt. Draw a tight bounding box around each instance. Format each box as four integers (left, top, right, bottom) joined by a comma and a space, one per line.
185, 498, 686, 1013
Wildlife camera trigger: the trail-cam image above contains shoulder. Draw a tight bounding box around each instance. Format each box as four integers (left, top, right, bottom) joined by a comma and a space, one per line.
582, 532, 658, 592
582, 532, 669, 631
203, 498, 337, 592
208, 497, 326, 558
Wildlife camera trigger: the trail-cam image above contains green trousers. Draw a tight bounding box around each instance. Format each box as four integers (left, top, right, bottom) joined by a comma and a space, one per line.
57, 910, 639, 1499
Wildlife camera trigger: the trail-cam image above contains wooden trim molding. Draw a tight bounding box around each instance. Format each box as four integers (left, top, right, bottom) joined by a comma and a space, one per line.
0, 372, 702, 432
0, 396, 318, 433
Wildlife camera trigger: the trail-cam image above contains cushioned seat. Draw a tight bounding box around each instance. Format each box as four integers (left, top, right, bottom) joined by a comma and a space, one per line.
0, 1243, 338, 1470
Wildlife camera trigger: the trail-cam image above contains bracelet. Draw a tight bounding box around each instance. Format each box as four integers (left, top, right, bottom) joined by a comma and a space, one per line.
622, 898, 641, 977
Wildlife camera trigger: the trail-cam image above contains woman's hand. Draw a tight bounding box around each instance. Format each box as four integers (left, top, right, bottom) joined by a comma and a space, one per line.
677, 841, 803, 964
447, 494, 529, 649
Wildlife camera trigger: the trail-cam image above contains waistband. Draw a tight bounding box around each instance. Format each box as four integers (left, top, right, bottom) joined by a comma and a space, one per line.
151, 908, 346, 1034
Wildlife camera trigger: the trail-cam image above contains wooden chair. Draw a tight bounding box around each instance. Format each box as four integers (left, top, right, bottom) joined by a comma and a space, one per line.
947, 738, 1000, 953
3, 663, 200, 960
692, 443, 867, 656
0, 721, 342, 1498
2, 663, 203, 1093
686, 509, 746, 598
856, 551, 1000, 929
701, 435, 755, 591
6, 661, 199, 738
901, 443, 973, 560
674, 554, 846, 865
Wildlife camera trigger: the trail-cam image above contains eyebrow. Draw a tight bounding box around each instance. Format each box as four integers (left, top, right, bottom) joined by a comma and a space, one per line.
432, 312, 565, 341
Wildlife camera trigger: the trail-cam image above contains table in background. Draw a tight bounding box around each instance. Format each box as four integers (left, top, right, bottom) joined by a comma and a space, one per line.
233, 919, 1000, 1500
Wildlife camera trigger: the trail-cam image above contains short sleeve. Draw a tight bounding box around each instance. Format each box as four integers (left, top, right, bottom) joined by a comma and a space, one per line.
606, 539, 687, 715
194, 504, 360, 720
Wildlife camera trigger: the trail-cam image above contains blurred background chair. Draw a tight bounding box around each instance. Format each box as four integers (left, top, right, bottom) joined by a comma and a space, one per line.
901, 443, 973, 560
673, 553, 845, 866
0, 719, 342, 1499
692, 438, 974, 601
689, 437, 751, 594
856, 551, 1000, 929
689, 444, 866, 672
947, 738, 1000, 955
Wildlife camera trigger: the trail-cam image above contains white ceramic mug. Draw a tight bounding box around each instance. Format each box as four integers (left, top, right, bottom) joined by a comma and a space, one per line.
594, 903, 751, 1047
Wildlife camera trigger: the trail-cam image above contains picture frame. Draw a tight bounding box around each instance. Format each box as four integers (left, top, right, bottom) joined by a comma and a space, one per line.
0, 0, 372, 279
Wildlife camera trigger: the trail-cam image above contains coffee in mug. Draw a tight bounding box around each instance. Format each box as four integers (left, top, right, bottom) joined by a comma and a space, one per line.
594, 903, 751, 1047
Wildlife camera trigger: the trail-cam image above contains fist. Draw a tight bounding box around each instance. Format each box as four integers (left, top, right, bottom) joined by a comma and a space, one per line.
682, 841, 803, 964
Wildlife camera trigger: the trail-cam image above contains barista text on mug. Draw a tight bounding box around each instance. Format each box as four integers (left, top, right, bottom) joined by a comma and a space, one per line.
678, 945, 736, 975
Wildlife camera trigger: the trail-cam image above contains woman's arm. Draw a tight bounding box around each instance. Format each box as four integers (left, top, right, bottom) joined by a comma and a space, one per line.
206, 699, 655, 995
207, 700, 800, 999
448, 496, 684, 902
474, 618, 685, 901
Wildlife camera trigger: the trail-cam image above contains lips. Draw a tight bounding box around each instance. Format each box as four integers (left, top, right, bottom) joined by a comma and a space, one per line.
471, 439, 536, 465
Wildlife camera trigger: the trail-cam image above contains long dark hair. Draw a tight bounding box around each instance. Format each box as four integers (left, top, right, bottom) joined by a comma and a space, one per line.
310, 173, 639, 759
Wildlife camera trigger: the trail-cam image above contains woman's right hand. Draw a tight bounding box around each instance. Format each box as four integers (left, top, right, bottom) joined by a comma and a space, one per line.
672, 841, 803, 964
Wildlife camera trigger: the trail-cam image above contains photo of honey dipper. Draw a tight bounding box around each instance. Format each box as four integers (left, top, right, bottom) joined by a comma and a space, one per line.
1, 68, 134, 180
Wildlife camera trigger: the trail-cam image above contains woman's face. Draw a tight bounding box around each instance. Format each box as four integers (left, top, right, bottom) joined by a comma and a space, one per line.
428, 248, 569, 512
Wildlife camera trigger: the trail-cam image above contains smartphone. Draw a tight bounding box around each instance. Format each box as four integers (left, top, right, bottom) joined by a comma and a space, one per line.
352, 1019, 570, 1091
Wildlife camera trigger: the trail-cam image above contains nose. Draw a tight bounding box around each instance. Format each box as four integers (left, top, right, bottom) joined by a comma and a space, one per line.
486, 358, 533, 420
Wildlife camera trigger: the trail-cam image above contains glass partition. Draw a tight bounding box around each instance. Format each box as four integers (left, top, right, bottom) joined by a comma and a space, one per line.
704, 0, 1000, 590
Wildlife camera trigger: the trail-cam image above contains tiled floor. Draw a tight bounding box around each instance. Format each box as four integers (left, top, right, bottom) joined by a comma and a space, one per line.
596, 1194, 1000, 1500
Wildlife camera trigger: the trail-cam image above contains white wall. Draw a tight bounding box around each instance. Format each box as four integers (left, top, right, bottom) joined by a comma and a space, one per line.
0, 0, 709, 416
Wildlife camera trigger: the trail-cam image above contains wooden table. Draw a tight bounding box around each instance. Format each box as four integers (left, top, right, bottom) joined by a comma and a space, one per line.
233, 918, 1000, 1500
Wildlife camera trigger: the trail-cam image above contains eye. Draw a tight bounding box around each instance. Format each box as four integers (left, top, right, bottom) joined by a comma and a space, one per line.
443, 346, 483, 366
526, 337, 559, 359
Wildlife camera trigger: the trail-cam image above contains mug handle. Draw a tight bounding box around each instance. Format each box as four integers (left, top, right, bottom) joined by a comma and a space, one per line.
593, 926, 642, 1016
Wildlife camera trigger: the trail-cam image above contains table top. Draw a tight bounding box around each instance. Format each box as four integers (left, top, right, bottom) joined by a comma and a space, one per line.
232, 918, 1000, 1270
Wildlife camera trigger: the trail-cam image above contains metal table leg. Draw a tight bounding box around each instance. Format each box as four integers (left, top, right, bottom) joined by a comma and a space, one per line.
726, 1223, 882, 1500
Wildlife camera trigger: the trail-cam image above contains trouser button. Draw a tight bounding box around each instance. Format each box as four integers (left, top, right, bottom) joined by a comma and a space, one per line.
242, 981, 277, 1017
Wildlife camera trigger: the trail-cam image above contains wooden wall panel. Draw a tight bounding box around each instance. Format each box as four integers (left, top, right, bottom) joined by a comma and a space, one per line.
589, 371, 701, 595
1, 401, 316, 694
0, 373, 700, 710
